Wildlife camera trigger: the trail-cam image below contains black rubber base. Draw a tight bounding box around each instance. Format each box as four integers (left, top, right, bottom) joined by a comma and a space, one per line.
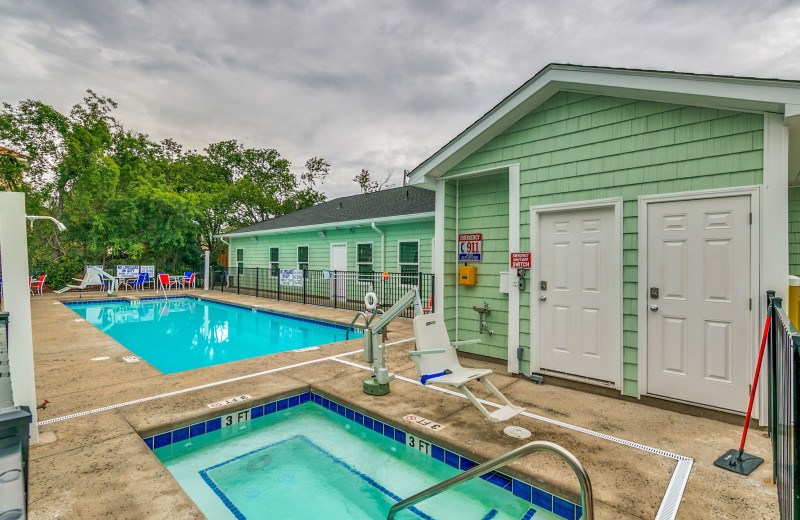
714, 449, 764, 475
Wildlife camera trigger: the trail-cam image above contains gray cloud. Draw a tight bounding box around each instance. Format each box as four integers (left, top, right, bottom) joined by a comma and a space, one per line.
2, 0, 799, 198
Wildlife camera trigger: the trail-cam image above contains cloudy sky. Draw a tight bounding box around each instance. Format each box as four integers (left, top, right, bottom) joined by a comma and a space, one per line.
2, 0, 799, 198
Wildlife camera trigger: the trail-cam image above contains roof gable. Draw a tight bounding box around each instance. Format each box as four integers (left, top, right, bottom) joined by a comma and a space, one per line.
409, 64, 800, 184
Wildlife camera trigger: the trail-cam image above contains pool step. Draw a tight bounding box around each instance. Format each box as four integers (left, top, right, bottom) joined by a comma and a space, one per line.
488, 404, 524, 423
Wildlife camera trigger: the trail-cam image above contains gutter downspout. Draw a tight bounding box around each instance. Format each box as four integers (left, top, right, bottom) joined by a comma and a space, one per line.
372, 222, 386, 306
371, 222, 385, 272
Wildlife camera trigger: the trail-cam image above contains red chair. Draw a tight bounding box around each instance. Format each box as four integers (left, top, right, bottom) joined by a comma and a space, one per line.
158, 273, 176, 291
180, 272, 196, 289
30, 274, 47, 295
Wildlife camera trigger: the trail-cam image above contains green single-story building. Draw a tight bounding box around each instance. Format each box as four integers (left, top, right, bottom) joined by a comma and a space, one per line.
220, 186, 435, 301
409, 64, 800, 420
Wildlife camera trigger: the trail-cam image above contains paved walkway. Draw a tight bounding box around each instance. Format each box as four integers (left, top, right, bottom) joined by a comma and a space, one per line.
27, 289, 778, 519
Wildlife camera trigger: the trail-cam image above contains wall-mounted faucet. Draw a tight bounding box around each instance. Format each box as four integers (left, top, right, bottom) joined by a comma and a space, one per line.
472, 302, 493, 335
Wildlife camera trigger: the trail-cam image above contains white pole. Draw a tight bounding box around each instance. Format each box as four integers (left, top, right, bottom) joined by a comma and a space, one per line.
0, 192, 39, 444
203, 250, 210, 291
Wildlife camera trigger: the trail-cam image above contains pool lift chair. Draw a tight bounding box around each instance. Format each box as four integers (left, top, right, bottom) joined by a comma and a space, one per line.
411, 313, 524, 423
362, 289, 524, 422
54, 267, 120, 297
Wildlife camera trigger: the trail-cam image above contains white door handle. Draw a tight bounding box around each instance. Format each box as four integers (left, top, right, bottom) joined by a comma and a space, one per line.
539, 295, 547, 301
649, 304, 659, 312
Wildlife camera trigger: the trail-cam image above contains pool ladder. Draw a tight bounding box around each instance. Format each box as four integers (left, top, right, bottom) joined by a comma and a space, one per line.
345, 309, 384, 340
386, 440, 594, 520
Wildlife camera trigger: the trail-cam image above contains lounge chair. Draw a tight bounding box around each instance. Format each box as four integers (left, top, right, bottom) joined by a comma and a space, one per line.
411, 312, 524, 423
30, 274, 47, 295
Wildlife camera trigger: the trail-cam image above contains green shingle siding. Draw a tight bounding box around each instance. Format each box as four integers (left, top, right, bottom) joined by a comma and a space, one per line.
442, 92, 764, 397
790, 187, 800, 275
230, 220, 434, 274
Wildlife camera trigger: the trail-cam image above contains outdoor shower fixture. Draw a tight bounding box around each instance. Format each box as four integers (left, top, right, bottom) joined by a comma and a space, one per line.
25, 215, 66, 232
473, 302, 493, 335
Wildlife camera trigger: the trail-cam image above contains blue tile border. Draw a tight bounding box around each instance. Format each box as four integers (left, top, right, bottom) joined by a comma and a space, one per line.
143, 391, 581, 520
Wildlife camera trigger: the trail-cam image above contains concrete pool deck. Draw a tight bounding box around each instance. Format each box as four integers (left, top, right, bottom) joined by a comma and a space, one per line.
27, 289, 778, 519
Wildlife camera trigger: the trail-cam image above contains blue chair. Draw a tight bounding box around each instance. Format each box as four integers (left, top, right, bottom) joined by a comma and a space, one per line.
97, 273, 113, 291
124, 273, 147, 291
183, 272, 196, 289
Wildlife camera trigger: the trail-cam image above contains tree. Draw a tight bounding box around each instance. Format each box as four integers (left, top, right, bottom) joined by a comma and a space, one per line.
353, 168, 394, 193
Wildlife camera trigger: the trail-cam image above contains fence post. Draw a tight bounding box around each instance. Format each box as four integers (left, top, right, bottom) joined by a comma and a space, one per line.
277, 270, 281, 301
303, 273, 307, 305
255, 267, 259, 298
334, 271, 338, 309
237, 271, 240, 295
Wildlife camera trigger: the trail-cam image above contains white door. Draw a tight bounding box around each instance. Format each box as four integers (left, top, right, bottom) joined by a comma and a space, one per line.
646, 196, 751, 412
330, 243, 347, 302
537, 206, 618, 383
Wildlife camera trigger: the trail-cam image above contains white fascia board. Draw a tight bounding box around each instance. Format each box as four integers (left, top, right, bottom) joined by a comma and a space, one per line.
216, 212, 435, 239
409, 65, 800, 182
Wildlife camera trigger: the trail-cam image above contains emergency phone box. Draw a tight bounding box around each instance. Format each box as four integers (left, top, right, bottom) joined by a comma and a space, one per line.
459, 265, 477, 286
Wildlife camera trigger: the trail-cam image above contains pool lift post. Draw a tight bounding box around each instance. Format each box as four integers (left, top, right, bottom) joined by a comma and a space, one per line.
362, 288, 424, 396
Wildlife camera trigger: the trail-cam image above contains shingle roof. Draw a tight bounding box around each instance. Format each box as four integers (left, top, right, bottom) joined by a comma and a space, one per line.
222, 185, 434, 236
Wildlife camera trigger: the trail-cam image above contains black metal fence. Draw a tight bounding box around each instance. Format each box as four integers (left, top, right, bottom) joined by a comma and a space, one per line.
767, 291, 798, 520
211, 267, 434, 318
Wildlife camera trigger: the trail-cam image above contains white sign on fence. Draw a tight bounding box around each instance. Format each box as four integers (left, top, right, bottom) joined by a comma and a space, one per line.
139, 265, 155, 278
116, 265, 139, 277
280, 269, 303, 286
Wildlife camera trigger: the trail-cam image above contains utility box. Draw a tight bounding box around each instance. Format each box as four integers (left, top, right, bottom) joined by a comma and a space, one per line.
499, 272, 509, 293
459, 265, 477, 286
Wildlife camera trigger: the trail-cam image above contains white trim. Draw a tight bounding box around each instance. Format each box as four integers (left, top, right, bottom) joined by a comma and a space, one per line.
297, 244, 309, 271
355, 241, 374, 284
508, 164, 521, 373
269, 246, 280, 279
218, 212, 435, 239
530, 197, 623, 390
434, 180, 445, 314
397, 239, 421, 288
409, 64, 800, 184
761, 113, 789, 424
636, 186, 761, 412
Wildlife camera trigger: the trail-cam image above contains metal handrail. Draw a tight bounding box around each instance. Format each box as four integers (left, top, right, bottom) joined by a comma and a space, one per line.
345, 309, 383, 339
386, 440, 593, 520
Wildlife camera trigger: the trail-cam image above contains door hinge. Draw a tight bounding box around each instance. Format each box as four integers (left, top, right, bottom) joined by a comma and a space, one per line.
749, 212, 752, 225
749, 298, 752, 310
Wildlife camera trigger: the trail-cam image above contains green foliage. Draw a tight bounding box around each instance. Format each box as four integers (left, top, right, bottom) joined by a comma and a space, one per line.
0, 90, 329, 282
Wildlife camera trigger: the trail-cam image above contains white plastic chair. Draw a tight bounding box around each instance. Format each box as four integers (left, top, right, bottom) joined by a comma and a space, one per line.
411, 313, 524, 423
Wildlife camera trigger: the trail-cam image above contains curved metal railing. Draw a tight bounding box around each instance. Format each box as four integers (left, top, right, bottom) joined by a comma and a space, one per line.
345, 309, 383, 340
386, 440, 593, 520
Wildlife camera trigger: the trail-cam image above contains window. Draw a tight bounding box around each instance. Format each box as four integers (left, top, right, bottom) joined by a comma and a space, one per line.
270, 247, 279, 277
398, 240, 419, 286
236, 248, 244, 275
357, 243, 373, 282
297, 245, 309, 271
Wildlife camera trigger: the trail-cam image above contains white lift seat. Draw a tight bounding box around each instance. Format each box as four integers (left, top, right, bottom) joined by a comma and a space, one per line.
411, 313, 524, 423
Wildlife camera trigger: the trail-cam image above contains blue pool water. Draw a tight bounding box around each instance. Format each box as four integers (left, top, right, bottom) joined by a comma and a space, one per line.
151, 395, 569, 520
65, 297, 362, 373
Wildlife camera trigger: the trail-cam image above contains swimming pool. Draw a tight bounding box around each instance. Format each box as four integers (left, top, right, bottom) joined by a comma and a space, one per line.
148, 393, 580, 520
65, 297, 362, 373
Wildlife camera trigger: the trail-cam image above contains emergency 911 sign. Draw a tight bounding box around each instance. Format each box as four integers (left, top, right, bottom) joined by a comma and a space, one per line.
458, 233, 482, 262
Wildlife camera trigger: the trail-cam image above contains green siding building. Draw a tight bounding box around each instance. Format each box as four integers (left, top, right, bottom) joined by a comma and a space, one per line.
410, 64, 800, 419
221, 186, 435, 294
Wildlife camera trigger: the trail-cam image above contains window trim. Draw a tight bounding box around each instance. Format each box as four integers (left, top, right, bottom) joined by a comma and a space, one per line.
236, 248, 244, 276
397, 239, 420, 287
269, 246, 280, 278
356, 241, 374, 285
